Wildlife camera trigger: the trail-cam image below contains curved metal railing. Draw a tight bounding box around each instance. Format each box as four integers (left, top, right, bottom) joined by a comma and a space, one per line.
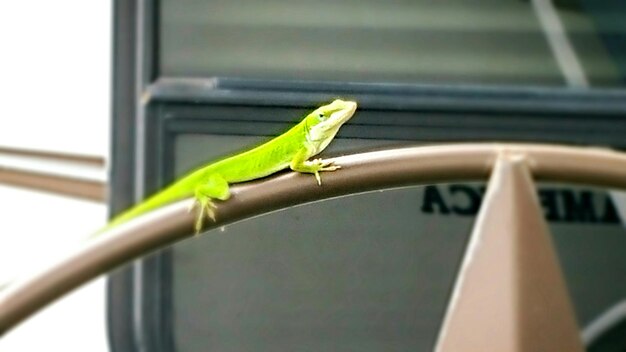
1, 143, 625, 343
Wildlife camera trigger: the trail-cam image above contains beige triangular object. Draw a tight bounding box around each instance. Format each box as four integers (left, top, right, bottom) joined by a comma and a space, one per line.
435, 154, 584, 352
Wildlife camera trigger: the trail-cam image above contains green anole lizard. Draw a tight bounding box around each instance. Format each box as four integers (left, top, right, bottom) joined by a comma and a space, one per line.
103, 99, 357, 234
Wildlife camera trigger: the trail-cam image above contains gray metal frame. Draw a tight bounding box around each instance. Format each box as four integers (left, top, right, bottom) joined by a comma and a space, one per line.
110, 0, 626, 350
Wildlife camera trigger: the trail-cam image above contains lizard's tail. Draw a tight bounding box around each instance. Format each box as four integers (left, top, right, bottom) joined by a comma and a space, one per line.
91, 188, 188, 237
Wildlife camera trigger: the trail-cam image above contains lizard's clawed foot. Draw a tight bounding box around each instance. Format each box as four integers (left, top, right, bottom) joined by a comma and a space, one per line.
311, 159, 341, 185
191, 197, 217, 234
317, 159, 341, 171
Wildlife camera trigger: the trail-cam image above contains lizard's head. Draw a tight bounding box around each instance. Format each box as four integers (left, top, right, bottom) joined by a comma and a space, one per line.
314, 99, 357, 126
308, 99, 357, 133
304, 99, 357, 152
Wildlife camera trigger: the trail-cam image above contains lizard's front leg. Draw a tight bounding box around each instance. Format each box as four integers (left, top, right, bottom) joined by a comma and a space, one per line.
190, 174, 231, 233
290, 147, 340, 185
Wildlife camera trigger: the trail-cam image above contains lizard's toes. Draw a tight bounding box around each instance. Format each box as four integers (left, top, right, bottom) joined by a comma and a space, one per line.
314, 172, 322, 186
321, 165, 340, 171
188, 200, 198, 213
205, 202, 216, 221
320, 160, 340, 171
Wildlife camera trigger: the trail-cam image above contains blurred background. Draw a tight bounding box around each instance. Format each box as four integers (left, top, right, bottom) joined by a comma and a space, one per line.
0, 1, 110, 351
0, 0, 625, 351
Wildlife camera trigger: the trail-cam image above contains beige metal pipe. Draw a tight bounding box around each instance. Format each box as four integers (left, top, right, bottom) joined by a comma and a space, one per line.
0, 168, 105, 202
1, 143, 626, 335
0, 147, 106, 201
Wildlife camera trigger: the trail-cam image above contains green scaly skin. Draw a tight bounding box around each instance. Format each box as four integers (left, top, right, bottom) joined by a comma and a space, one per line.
100, 99, 357, 234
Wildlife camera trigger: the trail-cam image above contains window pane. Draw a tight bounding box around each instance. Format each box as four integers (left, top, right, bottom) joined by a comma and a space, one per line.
161, 0, 626, 87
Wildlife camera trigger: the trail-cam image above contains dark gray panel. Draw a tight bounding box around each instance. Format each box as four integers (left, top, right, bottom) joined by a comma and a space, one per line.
168, 135, 626, 351
172, 187, 470, 352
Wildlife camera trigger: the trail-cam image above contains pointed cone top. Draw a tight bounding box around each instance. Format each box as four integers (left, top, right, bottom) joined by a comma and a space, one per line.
435, 154, 584, 352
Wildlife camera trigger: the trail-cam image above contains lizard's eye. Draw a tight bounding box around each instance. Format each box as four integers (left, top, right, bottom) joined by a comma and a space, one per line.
318, 113, 325, 119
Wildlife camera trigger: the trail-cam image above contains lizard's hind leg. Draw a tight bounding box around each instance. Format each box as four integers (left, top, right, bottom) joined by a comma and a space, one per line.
191, 174, 231, 233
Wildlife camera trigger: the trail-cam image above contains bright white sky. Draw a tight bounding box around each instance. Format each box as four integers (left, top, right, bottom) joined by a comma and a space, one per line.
0, 1, 110, 157
0, 2, 111, 350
